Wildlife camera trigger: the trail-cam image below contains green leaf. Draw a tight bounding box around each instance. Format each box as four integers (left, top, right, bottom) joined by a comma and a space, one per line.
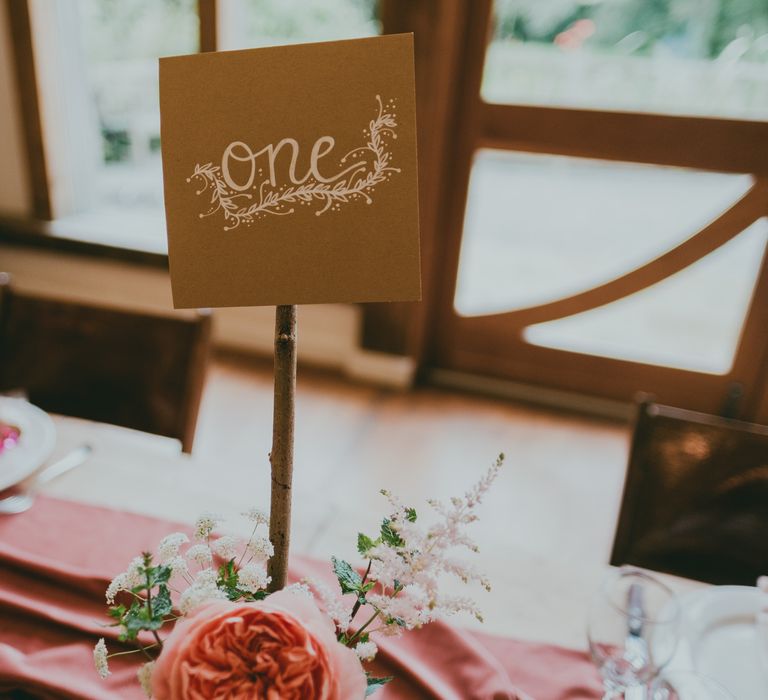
152, 585, 172, 619
107, 604, 126, 621
365, 675, 393, 696
380, 519, 404, 548
332, 556, 363, 594
405, 507, 417, 522
123, 601, 163, 639
147, 564, 172, 588
384, 615, 406, 628
357, 532, 376, 556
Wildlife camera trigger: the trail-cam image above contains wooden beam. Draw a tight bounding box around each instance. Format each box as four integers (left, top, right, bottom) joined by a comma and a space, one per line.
480, 103, 768, 175
6, 0, 52, 219
198, 0, 217, 53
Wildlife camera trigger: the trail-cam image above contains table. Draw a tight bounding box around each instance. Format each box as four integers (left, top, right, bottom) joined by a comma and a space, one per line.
41, 415, 704, 648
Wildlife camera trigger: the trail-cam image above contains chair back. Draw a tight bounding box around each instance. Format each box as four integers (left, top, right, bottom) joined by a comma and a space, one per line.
0, 278, 211, 453
611, 399, 768, 585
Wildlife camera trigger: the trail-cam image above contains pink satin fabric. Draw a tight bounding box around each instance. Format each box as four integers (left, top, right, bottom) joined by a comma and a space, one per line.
0, 496, 602, 699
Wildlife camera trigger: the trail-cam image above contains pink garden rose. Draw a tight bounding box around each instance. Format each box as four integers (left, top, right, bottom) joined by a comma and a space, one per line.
151, 590, 367, 699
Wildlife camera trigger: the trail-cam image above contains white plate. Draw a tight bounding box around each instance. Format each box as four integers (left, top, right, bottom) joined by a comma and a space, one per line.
668, 585, 768, 699
0, 397, 56, 491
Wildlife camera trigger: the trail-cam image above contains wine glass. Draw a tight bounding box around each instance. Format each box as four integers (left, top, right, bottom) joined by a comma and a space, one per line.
588, 567, 681, 698
650, 671, 735, 699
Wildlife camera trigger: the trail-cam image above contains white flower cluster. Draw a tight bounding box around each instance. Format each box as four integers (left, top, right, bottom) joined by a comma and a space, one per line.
137, 660, 155, 698
93, 637, 110, 679
194, 512, 223, 540
178, 568, 228, 614
364, 454, 504, 635
157, 532, 189, 561
104, 506, 274, 615
238, 562, 271, 593
105, 556, 145, 604
308, 577, 352, 633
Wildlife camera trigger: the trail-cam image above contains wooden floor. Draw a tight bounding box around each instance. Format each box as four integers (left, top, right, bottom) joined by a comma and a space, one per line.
194, 355, 630, 631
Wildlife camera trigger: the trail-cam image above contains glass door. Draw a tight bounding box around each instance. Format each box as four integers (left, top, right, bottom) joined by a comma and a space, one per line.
431, 0, 768, 420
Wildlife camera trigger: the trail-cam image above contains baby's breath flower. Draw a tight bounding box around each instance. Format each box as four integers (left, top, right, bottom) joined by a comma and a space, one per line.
246, 535, 274, 562
166, 555, 188, 578
137, 661, 154, 698
125, 556, 145, 589
194, 512, 222, 540
241, 507, 269, 526
93, 638, 110, 679
354, 640, 378, 661
186, 543, 213, 566
237, 562, 270, 593
211, 535, 240, 561
178, 568, 227, 614
157, 532, 189, 562
105, 572, 128, 604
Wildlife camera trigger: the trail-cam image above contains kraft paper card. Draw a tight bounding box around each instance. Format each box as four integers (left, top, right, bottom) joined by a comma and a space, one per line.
159, 33, 421, 308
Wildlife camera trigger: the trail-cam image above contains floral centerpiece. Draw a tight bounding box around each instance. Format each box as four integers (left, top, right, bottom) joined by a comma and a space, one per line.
93, 454, 504, 698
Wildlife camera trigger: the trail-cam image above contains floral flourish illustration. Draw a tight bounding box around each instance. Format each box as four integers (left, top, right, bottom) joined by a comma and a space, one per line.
187, 95, 401, 230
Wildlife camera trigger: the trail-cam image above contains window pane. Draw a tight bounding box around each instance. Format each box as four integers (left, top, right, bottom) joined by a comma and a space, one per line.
454, 150, 764, 374
70, 0, 199, 249
524, 220, 767, 374
484, 0, 768, 120
218, 0, 380, 50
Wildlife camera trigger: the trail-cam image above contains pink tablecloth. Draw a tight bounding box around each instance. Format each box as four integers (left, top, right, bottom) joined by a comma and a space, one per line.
0, 496, 602, 699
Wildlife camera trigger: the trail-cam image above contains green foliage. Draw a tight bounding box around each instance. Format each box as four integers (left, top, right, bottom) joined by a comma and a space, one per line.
332, 556, 363, 594
380, 519, 404, 548
357, 532, 376, 556
365, 673, 394, 696
110, 554, 173, 643
216, 559, 268, 602
492, 0, 768, 61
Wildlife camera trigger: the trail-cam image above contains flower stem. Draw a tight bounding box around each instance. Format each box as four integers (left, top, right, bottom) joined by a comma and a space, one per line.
347, 610, 380, 646
348, 560, 372, 624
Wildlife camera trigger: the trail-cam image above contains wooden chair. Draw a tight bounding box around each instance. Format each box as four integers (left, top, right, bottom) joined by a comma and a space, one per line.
610, 398, 768, 585
0, 276, 211, 453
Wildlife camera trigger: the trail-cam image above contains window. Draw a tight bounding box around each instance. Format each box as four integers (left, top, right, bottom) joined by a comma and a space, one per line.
22, 0, 378, 253
484, 0, 768, 119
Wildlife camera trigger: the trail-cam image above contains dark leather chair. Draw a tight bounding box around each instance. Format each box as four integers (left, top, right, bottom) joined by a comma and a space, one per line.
610, 398, 768, 585
0, 275, 211, 453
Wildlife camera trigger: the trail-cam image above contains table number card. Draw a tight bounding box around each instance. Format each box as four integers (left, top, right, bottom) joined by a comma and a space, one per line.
159, 33, 421, 308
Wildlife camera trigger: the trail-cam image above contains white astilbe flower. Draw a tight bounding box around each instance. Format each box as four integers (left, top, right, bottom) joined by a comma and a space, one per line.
137, 661, 155, 698
179, 568, 227, 614
246, 535, 274, 562
364, 454, 504, 631
284, 581, 313, 598
93, 638, 110, 679
242, 507, 269, 526
157, 532, 189, 562
211, 535, 241, 561
194, 512, 223, 540
308, 577, 352, 633
238, 562, 270, 593
186, 543, 213, 566
355, 640, 378, 661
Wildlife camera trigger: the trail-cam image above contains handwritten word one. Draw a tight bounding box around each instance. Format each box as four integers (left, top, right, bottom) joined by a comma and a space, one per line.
221, 136, 366, 191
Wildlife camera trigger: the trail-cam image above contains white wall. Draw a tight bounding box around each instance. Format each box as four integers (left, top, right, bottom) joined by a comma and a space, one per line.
0, 8, 32, 216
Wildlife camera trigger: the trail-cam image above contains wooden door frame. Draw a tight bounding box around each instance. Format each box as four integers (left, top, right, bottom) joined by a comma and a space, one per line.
373, 0, 768, 419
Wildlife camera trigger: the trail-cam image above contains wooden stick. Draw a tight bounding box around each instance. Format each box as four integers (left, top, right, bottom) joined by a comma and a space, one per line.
267, 304, 297, 591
